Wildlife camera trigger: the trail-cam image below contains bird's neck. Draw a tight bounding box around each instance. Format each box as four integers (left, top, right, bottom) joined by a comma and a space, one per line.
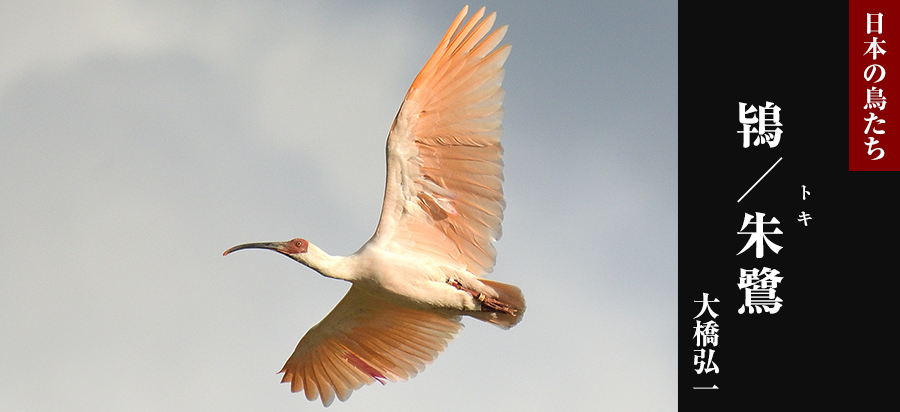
302, 243, 355, 282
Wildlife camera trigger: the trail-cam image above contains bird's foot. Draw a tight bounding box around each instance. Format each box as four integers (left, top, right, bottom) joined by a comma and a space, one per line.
479, 294, 517, 316
448, 279, 517, 316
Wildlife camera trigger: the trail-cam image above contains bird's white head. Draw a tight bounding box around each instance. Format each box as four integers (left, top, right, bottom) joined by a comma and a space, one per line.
223, 237, 351, 281
223, 238, 310, 264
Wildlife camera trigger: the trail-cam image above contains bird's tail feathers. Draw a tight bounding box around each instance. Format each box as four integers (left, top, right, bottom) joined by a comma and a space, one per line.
469, 278, 525, 329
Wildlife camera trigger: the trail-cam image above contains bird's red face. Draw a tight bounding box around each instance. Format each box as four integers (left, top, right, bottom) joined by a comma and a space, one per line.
283, 238, 309, 254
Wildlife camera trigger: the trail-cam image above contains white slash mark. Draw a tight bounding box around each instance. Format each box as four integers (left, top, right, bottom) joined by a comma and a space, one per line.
737, 157, 782, 203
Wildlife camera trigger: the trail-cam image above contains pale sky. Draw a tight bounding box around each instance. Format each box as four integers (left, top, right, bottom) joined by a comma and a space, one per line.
0, 1, 677, 410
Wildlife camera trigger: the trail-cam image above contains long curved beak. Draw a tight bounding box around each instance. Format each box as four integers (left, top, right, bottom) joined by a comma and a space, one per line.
223, 241, 289, 256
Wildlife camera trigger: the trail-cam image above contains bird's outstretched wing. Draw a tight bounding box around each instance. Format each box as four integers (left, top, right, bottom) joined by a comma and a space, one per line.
279, 286, 462, 406
370, 6, 510, 276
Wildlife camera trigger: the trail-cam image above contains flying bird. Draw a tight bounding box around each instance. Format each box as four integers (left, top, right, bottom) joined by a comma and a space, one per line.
224, 6, 524, 406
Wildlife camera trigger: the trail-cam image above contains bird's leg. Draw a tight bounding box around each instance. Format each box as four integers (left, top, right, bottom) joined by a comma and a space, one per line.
447, 279, 517, 316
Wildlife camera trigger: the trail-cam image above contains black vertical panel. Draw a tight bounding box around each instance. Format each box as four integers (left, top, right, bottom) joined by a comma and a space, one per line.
680, 3, 849, 405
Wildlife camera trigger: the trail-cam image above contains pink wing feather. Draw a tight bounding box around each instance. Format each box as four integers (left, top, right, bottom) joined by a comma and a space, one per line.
372, 5, 510, 276
279, 286, 462, 406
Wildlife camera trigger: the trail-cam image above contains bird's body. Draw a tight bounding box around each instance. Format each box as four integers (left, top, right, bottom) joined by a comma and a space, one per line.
224, 6, 523, 406
349, 248, 474, 310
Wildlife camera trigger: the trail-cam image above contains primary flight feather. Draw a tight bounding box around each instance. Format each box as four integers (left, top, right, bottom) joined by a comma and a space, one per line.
224, 6, 524, 406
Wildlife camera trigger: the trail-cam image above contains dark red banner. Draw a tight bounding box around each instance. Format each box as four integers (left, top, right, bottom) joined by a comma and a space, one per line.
851, 1, 900, 170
